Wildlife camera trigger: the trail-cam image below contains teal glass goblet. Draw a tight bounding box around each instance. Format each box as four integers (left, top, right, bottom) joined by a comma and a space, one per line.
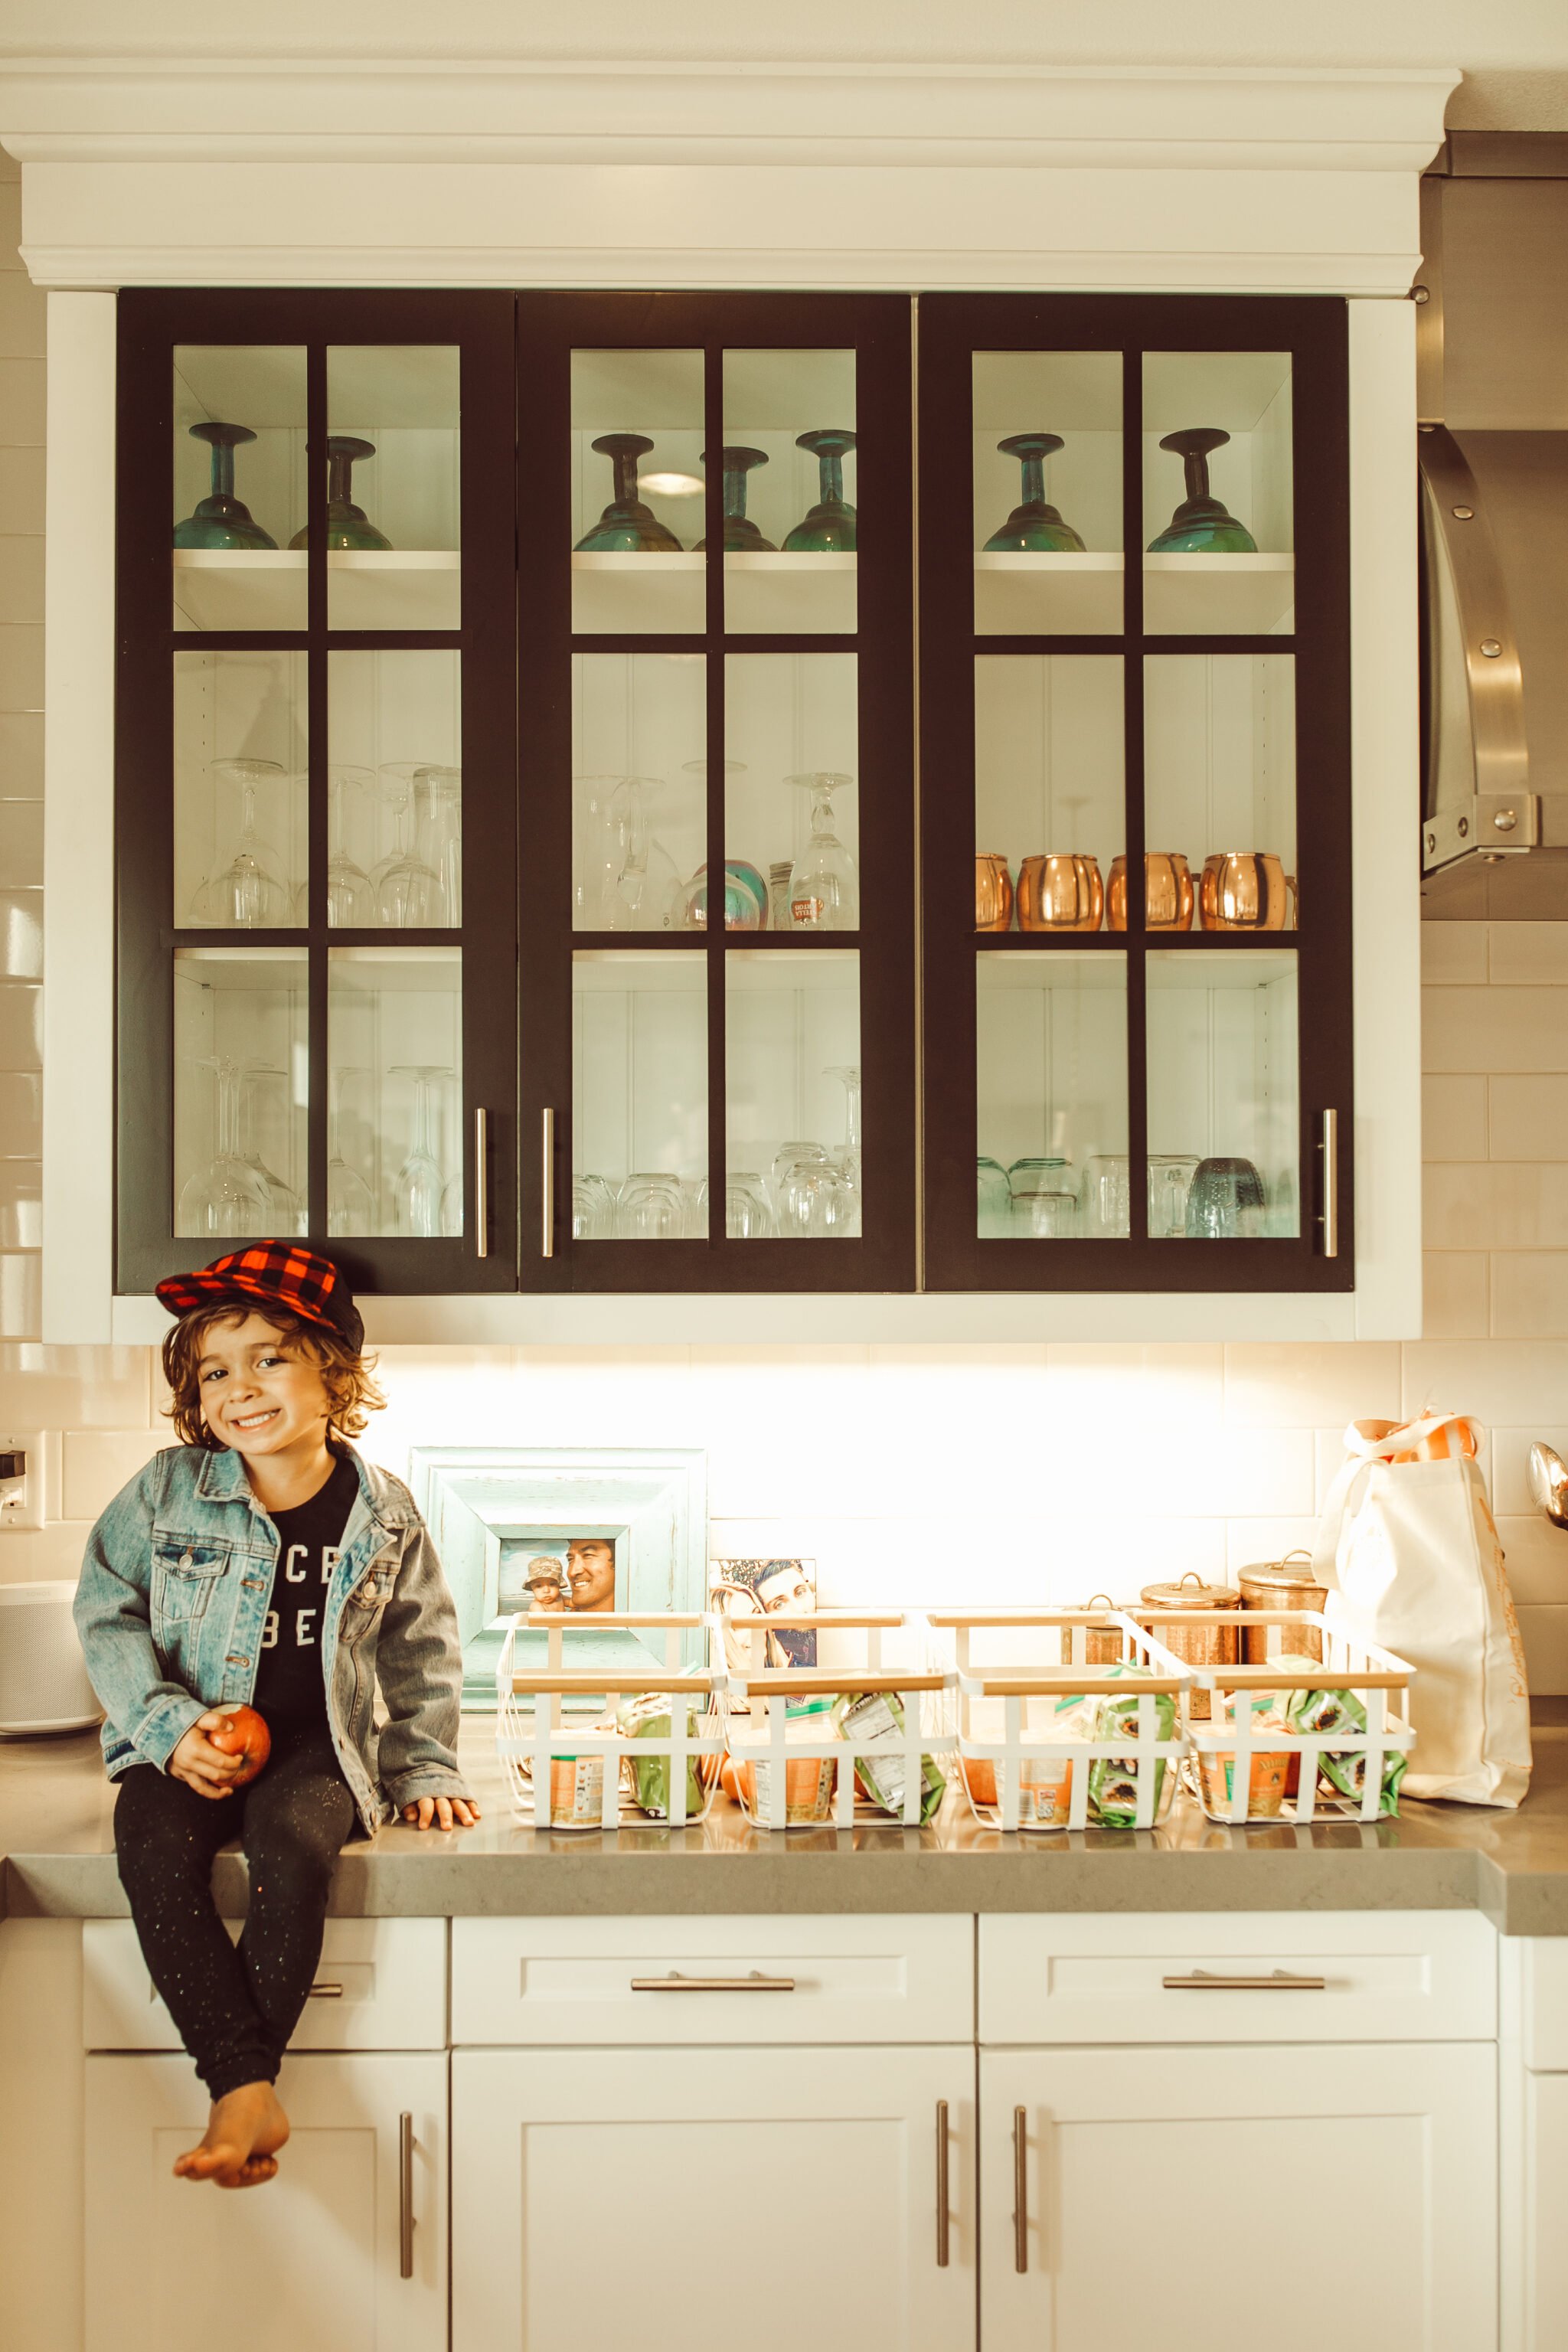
574, 433, 684, 553
695, 447, 776, 552
784, 429, 857, 551
289, 436, 391, 552
675, 861, 767, 932
983, 433, 1086, 554
1147, 427, 1258, 554
174, 422, 278, 551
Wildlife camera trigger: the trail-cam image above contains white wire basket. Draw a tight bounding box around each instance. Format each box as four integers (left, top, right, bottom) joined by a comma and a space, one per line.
927, 1609, 1191, 1834
719, 1612, 956, 1831
495, 1611, 727, 1831
1133, 1606, 1417, 1826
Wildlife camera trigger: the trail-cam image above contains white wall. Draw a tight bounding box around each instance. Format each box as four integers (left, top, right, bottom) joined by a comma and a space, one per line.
2, 169, 1566, 1687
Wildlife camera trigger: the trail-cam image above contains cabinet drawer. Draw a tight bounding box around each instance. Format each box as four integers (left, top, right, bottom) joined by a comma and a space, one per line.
981, 1911, 1496, 2046
451, 1914, 973, 2046
83, 1918, 446, 2051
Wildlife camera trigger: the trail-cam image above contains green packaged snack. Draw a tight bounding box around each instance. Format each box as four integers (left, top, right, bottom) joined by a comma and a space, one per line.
831, 1689, 948, 1824
614, 1691, 707, 1821
1285, 1682, 1405, 1815
1082, 1669, 1176, 1828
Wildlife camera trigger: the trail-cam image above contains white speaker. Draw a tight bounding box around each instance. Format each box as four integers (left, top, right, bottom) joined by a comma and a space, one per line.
0, 1579, 103, 1736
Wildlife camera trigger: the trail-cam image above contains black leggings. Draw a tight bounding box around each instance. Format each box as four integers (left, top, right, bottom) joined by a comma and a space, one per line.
114, 1724, 357, 2102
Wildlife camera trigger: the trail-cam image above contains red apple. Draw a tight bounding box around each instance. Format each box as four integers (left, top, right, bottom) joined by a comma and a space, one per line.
210, 1704, 271, 1788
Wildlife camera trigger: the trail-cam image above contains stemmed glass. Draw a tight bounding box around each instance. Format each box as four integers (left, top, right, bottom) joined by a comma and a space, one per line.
696, 448, 776, 551
826, 1064, 863, 1214
288, 436, 391, 551
290, 765, 374, 926
784, 430, 857, 551
574, 434, 684, 553
190, 759, 293, 928
606, 776, 681, 932
174, 422, 277, 551
328, 1066, 375, 1238
786, 772, 859, 929
984, 433, 1086, 553
239, 1065, 302, 1233
373, 763, 459, 929
1147, 429, 1257, 553
390, 1064, 450, 1238
178, 1057, 272, 1237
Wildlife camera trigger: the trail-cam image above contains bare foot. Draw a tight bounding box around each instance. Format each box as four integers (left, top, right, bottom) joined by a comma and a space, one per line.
173, 2080, 291, 2188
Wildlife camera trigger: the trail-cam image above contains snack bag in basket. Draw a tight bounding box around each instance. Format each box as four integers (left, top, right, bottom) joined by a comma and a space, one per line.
834, 1688, 947, 1824
613, 1691, 707, 1821
1083, 1668, 1176, 1827
1285, 1679, 1405, 1816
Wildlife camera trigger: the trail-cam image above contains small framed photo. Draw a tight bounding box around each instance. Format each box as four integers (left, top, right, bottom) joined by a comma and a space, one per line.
710, 1559, 818, 1670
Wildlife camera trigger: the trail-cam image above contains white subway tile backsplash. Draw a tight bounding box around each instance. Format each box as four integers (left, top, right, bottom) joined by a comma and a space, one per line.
1518, 1606, 1568, 1696
1422, 1074, 1488, 1161
1487, 1076, 1568, 1164
1423, 985, 1568, 1075
1222, 1517, 1325, 1578
0, 795, 42, 887
1488, 925, 1568, 986
1494, 1517, 1568, 1607
61, 1428, 165, 1521
0, 1248, 38, 1339
1425, 1162, 1568, 1251
0, 537, 43, 629
1403, 1338, 1568, 1424
0, 1070, 40, 1154
0, 1521, 94, 1589
1422, 925, 1488, 985
0, 985, 40, 1068
0, 358, 44, 447
0, 272, 44, 362
0, 622, 42, 712
1223, 1342, 1400, 1429
0, 452, 44, 541
1422, 1251, 1488, 1338
0, 887, 41, 979
0, 1157, 41, 1248
0, 1344, 151, 1430
1493, 1426, 1568, 1517
1490, 1255, 1568, 1340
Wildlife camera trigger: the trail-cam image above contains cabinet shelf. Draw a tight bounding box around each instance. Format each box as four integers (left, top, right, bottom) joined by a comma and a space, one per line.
974, 550, 1123, 635
1142, 551, 1295, 636
571, 548, 857, 633
172, 547, 461, 633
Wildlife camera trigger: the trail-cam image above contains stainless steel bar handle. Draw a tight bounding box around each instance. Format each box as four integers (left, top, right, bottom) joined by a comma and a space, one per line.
630, 1970, 796, 1992
474, 1107, 489, 1261
1012, 2106, 1027, 2274
935, 2099, 950, 2269
398, 2112, 415, 2279
1162, 1968, 1327, 1991
306, 1981, 344, 1999
1320, 1108, 1339, 1259
541, 1106, 556, 1260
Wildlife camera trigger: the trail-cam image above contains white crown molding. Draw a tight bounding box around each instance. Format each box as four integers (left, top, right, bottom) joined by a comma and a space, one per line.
0, 55, 1459, 291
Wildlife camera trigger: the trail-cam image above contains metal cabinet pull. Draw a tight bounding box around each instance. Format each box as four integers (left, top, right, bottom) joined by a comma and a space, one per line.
541, 1106, 556, 1259
1012, 2106, 1027, 2274
398, 2112, 415, 2279
935, 2099, 950, 2268
1319, 1108, 1339, 1259
306, 1981, 344, 2000
1162, 1968, 1327, 1991
630, 1970, 795, 1992
474, 1107, 489, 1260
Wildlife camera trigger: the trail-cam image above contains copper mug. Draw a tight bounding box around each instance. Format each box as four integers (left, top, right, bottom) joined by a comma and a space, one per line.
1017, 853, 1103, 933
975, 853, 1014, 933
1107, 852, 1194, 933
1200, 852, 1297, 932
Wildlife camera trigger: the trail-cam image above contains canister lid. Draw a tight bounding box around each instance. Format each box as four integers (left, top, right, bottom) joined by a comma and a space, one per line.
1138, 1573, 1239, 1609
1237, 1550, 1324, 1595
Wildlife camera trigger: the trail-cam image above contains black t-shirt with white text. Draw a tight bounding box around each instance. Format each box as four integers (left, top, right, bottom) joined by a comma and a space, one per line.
252, 1452, 359, 1730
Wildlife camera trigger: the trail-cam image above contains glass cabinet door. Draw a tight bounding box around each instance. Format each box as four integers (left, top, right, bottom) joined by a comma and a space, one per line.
520, 293, 915, 1292
117, 291, 517, 1295
919, 294, 1351, 1292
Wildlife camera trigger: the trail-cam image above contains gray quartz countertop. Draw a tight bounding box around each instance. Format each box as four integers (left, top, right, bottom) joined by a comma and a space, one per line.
5, 1725, 1568, 1935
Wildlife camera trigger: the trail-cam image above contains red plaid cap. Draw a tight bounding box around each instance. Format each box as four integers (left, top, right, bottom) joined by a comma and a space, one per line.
155, 1243, 364, 1354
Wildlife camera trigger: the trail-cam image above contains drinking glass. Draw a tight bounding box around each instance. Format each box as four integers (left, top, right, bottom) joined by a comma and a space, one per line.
675, 861, 767, 933
778, 1161, 856, 1238
695, 446, 775, 551
177, 1058, 273, 1237
328, 1065, 374, 1237
727, 1171, 777, 1238
574, 433, 685, 553
772, 1140, 831, 1195
1014, 1190, 1078, 1237
983, 433, 1086, 554
390, 1064, 450, 1238
1008, 1158, 1078, 1236
606, 777, 682, 932
174, 422, 278, 551
288, 436, 391, 552
190, 760, 294, 929
786, 771, 860, 929
291, 766, 375, 927
1148, 1153, 1200, 1239
1147, 428, 1258, 554
570, 1174, 618, 1240
240, 1065, 302, 1233
826, 1064, 864, 1202
978, 1156, 1011, 1236
1184, 1155, 1266, 1239
375, 766, 461, 927
617, 1173, 685, 1240
783, 430, 857, 552
1085, 1154, 1132, 1238
680, 1177, 710, 1239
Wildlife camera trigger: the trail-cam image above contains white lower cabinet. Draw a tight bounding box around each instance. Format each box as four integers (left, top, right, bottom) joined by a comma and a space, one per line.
452, 2043, 978, 2350
980, 2040, 1498, 2352
85, 2050, 447, 2352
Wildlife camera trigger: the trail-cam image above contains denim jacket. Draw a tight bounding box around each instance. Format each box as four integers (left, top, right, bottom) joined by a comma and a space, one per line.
74, 1442, 470, 1836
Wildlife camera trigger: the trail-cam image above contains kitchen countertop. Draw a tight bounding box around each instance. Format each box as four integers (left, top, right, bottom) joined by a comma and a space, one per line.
5, 1726, 1568, 1935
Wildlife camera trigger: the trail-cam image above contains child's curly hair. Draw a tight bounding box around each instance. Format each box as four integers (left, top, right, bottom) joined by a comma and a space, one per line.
162, 1298, 386, 1450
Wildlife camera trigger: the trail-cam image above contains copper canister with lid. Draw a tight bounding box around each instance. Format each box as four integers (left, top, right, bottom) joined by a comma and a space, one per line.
1081, 1593, 1125, 1667
1138, 1573, 1240, 1719
1237, 1550, 1328, 1664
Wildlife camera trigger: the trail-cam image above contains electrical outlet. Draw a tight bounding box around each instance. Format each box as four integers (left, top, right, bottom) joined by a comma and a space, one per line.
0, 1432, 56, 1531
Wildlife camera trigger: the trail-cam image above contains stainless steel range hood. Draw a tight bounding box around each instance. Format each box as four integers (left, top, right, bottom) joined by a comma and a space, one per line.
1419, 136, 1568, 919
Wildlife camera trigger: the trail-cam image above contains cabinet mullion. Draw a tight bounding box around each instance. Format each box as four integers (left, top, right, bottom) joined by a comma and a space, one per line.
305, 341, 329, 1237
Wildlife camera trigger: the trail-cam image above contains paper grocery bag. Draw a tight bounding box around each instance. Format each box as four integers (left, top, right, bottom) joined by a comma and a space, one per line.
1314, 1412, 1531, 1807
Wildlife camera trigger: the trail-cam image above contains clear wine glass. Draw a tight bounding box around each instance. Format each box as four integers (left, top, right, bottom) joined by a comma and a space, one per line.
328, 1066, 375, 1238
390, 1064, 450, 1238
290, 765, 375, 927
190, 759, 293, 929
177, 1057, 273, 1237
825, 1063, 863, 1201
607, 776, 681, 932
239, 1064, 302, 1233
786, 772, 859, 929
374, 763, 453, 928
370, 764, 426, 924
